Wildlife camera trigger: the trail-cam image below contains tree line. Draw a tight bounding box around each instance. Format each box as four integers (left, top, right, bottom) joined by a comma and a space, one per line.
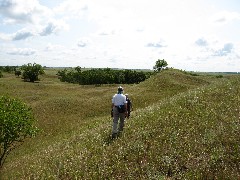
0, 63, 44, 82
0, 59, 168, 83
0, 66, 18, 73
57, 67, 153, 85
0, 66, 18, 78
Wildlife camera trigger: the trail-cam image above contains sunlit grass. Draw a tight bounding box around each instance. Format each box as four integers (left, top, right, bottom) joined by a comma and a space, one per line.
0, 69, 239, 179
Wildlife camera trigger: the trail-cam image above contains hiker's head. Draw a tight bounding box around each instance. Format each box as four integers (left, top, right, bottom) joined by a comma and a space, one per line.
125, 94, 128, 98
117, 86, 124, 94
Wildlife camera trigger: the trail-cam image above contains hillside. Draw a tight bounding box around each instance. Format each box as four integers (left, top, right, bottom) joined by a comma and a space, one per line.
0, 69, 239, 179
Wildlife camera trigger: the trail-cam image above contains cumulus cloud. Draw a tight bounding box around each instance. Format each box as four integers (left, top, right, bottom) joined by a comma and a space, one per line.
211, 11, 240, 24
0, 32, 11, 40
53, 0, 88, 17
77, 41, 87, 47
95, 27, 122, 37
0, 20, 69, 41
194, 39, 235, 58
0, 0, 69, 41
0, 0, 52, 24
77, 38, 91, 47
98, 31, 111, 36
0, 28, 35, 41
195, 38, 208, 46
39, 20, 69, 36
12, 29, 34, 40
39, 23, 56, 36
7, 48, 36, 56
44, 43, 64, 51
213, 43, 234, 56
146, 40, 167, 48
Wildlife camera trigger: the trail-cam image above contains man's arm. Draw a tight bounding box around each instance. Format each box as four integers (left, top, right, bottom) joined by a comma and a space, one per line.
111, 95, 115, 108
125, 102, 128, 116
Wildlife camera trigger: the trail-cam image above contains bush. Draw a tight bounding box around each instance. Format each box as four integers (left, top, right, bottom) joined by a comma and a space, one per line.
21, 63, 44, 82
15, 70, 22, 77
0, 96, 39, 168
57, 68, 152, 85
216, 75, 223, 78
153, 59, 168, 72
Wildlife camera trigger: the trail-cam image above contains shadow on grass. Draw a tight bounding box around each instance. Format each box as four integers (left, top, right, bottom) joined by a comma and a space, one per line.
103, 131, 123, 146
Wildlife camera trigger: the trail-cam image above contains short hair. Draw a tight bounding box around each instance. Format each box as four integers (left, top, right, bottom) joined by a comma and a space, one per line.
118, 86, 123, 92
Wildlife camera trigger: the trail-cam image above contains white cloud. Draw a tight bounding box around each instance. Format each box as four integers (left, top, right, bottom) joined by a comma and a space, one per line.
0, 20, 69, 41
39, 22, 56, 36
44, 43, 64, 51
211, 11, 240, 24
7, 48, 36, 56
195, 38, 208, 47
0, 0, 52, 24
0, 0, 68, 41
39, 20, 69, 36
77, 38, 91, 47
53, 0, 88, 18
12, 29, 35, 40
146, 40, 168, 48
0, 32, 11, 40
97, 29, 116, 36
213, 43, 234, 56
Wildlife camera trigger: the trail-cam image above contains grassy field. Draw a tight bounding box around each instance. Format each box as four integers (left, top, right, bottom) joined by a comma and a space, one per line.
0, 69, 239, 179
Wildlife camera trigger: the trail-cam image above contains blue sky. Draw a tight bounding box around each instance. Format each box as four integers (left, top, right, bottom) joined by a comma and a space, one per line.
0, 0, 240, 72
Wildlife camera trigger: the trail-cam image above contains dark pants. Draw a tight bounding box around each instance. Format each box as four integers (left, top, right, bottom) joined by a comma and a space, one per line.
112, 107, 125, 134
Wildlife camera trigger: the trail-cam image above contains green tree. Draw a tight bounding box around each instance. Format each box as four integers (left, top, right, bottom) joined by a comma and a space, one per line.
56, 68, 152, 85
153, 59, 168, 72
75, 66, 81, 73
0, 71, 2, 78
14, 70, 21, 77
4, 66, 12, 73
0, 96, 39, 168
21, 63, 44, 82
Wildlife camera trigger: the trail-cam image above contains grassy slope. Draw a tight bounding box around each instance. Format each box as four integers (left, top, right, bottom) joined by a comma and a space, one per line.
0, 69, 239, 179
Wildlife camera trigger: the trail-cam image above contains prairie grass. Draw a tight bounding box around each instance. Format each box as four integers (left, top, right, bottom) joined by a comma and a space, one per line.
0, 69, 239, 179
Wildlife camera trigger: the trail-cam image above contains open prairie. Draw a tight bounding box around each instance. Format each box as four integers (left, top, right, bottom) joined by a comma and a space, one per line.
0, 69, 239, 179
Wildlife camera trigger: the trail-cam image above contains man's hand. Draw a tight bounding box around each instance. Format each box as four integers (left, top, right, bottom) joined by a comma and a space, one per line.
125, 111, 128, 117
111, 109, 113, 117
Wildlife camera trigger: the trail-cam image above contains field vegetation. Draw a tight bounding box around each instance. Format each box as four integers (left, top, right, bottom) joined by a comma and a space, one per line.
0, 68, 239, 179
56, 67, 152, 85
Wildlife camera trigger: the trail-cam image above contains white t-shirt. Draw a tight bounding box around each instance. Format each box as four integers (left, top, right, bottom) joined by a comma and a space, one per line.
112, 94, 127, 106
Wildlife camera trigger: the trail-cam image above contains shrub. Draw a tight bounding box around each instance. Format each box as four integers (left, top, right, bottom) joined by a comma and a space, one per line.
57, 68, 152, 85
0, 96, 39, 168
15, 70, 22, 77
153, 59, 168, 72
216, 75, 223, 78
21, 63, 44, 82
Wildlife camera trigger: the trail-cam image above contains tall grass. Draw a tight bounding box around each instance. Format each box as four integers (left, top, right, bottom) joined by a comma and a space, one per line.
0, 69, 239, 179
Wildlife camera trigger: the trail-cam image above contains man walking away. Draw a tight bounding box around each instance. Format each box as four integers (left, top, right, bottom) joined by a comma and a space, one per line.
111, 86, 128, 138
125, 94, 132, 118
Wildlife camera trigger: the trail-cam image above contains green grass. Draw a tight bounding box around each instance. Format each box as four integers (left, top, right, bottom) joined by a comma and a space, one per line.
0, 69, 239, 179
